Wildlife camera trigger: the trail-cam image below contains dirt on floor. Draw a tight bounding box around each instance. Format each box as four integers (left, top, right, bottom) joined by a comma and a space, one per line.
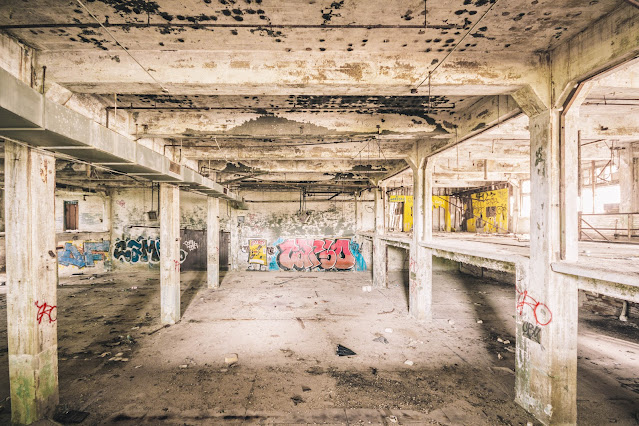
0, 267, 637, 425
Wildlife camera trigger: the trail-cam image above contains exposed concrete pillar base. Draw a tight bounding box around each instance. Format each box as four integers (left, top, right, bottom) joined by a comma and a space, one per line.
408, 244, 433, 321
207, 197, 220, 289
160, 184, 181, 325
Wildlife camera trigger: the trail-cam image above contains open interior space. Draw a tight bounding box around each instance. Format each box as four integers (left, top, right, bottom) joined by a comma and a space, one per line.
0, 0, 638, 424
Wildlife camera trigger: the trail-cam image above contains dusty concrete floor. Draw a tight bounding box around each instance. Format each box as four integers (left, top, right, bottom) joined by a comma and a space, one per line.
0, 266, 637, 425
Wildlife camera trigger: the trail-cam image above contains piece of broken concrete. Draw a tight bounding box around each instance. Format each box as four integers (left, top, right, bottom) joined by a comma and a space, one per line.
225, 353, 239, 365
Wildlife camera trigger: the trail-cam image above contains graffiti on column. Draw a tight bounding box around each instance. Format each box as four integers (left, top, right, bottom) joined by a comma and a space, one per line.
35, 301, 56, 324
113, 237, 187, 264
516, 287, 552, 326
271, 238, 366, 271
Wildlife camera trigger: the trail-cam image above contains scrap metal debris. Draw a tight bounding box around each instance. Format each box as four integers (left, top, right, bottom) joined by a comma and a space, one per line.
336, 344, 356, 356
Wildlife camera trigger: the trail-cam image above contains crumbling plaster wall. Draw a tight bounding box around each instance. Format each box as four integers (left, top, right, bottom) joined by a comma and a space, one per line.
232, 190, 371, 272
110, 187, 209, 270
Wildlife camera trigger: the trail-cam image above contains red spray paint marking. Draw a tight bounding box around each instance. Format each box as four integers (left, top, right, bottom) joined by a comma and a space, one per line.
35, 301, 57, 324
516, 287, 552, 326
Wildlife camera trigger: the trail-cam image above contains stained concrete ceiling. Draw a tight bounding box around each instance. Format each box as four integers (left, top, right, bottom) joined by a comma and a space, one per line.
0, 0, 632, 196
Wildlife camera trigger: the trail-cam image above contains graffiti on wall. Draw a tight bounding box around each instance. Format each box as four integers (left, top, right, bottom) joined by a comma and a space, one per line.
247, 238, 268, 270
467, 188, 509, 233
113, 237, 187, 264
269, 238, 366, 271
58, 240, 110, 269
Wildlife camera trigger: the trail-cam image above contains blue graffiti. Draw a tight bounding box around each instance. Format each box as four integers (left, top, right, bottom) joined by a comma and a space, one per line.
349, 240, 367, 271
113, 237, 187, 264
58, 242, 94, 268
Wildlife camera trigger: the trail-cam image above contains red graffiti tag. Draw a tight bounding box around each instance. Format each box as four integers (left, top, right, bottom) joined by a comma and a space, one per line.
35, 301, 57, 324
277, 238, 356, 271
516, 287, 552, 326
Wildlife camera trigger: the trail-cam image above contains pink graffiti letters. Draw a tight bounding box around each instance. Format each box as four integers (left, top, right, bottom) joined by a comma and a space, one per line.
277, 238, 356, 271
35, 301, 57, 325
516, 287, 552, 326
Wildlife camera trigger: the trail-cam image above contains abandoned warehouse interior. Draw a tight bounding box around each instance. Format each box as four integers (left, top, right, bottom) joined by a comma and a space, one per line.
0, 0, 638, 424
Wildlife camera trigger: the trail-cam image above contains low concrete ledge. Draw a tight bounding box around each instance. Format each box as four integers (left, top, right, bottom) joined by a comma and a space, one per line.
552, 261, 639, 303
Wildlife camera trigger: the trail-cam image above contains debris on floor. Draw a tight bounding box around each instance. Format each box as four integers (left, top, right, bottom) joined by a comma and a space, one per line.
336, 344, 356, 356
373, 336, 389, 344
291, 395, 305, 405
53, 408, 90, 424
404, 360, 414, 366
224, 353, 239, 365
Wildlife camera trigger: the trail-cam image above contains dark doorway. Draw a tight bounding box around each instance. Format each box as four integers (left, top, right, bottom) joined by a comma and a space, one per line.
64, 201, 79, 230
219, 231, 230, 271
180, 229, 206, 271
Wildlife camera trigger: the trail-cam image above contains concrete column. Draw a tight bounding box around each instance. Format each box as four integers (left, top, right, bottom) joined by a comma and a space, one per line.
5, 141, 59, 424
619, 142, 638, 237
160, 184, 181, 324
409, 160, 433, 320
515, 109, 578, 425
230, 208, 240, 271
207, 197, 220, 289
510, 182, 520, 234
372, 187, 387, 288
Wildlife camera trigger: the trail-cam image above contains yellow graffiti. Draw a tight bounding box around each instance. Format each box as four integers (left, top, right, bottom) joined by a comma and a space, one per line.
466, 188, 509, 233
248, 239, 267, 265
433, 195, 452, 232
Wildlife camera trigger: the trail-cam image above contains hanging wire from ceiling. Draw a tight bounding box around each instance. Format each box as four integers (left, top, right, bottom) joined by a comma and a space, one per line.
413, 0, 501, 92
75, 0, 170, 94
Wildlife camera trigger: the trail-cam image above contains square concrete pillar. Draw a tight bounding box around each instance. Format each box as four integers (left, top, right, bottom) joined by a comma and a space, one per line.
207, 197, 220, 289
5, 141, 59, 424
515, 110, 578, 425
160, 184, 181, 324
373, 187, 387, 288
409, 161, 433, 320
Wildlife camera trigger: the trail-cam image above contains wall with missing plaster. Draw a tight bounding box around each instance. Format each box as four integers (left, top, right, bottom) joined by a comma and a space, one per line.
110, 188, 209, 270
233, 190, 371, 272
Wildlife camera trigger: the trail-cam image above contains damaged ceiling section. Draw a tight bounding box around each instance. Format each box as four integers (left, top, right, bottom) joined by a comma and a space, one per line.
0, 0, 627, 199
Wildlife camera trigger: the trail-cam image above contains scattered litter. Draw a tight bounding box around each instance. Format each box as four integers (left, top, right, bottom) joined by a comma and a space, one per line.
377, 308, 395, 315
503, 340, 511, 345
179, 364, 188, 369
130, 286, 138, 290
224, 353, 239, 365
336, 344, 356, 357
497, 337, 504, 343
361, 285, 372, 292
291, 395, 305, 405
388, 415, 398, 423
505, 346, 515, 353
134, 365, 142, 369
130, 326, 140, 330
477, 320, 483, 324
53, 408, 90, 424
296, 317, 305, 329
384, 328, 393, 333
99, 352, 110, 358
404, 360, 414, 366
448, 320, 455, 325
302, 386, 312, 392
497, 353, 504, 360
373, 336, 389, 344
